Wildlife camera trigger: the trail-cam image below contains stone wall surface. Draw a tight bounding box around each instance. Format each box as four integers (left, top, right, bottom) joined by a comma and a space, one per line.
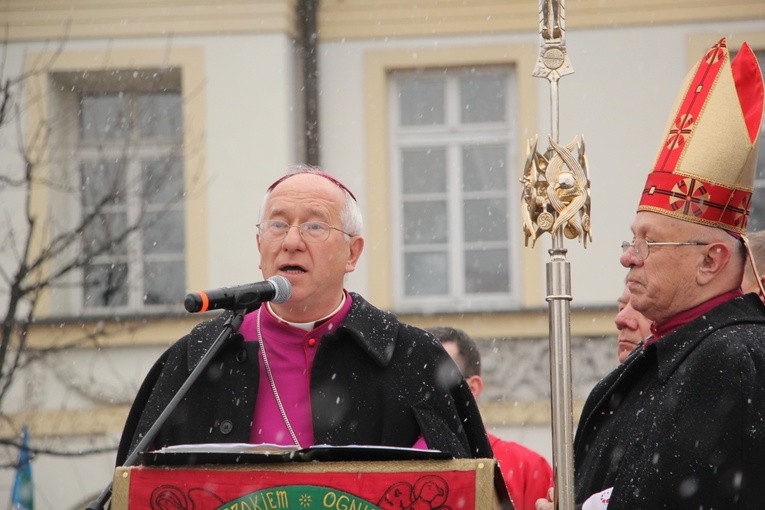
479, 335, 617, 403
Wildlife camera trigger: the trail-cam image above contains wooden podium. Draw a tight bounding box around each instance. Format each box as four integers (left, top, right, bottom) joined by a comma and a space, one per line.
112, 454, 512, 509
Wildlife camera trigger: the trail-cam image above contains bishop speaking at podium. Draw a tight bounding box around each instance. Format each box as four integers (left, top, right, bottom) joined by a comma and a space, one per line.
108, 167, 508, 509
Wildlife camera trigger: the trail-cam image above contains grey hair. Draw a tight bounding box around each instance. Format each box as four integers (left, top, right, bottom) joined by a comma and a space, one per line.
258, 165, 363, 238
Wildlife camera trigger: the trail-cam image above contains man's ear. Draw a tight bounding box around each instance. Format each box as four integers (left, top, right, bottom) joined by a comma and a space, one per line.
257, 235, 262, 269
697, 242, 732, 285
465, 375, 484, 399
345, 236, 364, 273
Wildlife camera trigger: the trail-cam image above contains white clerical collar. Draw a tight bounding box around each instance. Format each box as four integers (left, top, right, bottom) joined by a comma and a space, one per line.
266, 292, 346, 331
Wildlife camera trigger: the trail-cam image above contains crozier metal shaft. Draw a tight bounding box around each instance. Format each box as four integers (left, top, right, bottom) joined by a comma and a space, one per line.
546, 234, 575, 510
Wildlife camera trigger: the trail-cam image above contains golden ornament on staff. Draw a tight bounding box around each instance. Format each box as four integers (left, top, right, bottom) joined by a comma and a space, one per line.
519, 1, 592, 509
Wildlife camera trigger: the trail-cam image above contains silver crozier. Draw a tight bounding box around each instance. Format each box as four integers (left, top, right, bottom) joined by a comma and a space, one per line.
520, 1, 592, 508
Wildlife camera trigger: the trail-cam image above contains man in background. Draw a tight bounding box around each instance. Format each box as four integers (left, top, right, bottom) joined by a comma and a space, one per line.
429, 326, 552, 510
614, 281, 652, 363
741, 229, 765, 301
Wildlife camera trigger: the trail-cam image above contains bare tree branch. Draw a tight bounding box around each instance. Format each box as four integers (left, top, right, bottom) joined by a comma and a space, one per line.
0, 26, 191, 470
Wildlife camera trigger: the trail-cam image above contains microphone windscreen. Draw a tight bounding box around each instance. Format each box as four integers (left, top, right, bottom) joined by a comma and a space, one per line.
269, 275, 292, 304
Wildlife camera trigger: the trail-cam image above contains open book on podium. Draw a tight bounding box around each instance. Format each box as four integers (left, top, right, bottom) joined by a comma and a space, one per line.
111, 443, 514, 509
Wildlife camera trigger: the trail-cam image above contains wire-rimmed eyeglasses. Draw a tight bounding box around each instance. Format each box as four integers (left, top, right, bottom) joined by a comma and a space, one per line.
621, 239, 708, 262
257, 220, 352, 243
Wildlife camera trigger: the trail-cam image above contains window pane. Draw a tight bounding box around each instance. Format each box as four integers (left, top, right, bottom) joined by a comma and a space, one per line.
138, 93, 183, 139
402, 147, 447, 193
462, 145, 507, 191
460, 75, 506, 123
81, 160, 126, 207
79, 93, 130, 140
403, 201, 448, 244
144, 260, 185, 305
464, 249, 510, 293
82, 213, 128, 256
399, 78, 445, 126
143, 211, 185, 255
392, 66, 516, 310
464, 199, 508, 242
74, 85, 187, 312
84, 263, 129, 307
143, 159, 184, 205
404, 252, 449, 295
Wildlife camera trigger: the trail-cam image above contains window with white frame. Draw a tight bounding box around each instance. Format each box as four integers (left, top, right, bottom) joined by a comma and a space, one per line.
50, 69, 186, 313
389, 67, 520, 312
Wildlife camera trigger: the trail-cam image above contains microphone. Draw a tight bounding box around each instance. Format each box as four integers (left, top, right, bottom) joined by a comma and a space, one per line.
184, 275, 292, 313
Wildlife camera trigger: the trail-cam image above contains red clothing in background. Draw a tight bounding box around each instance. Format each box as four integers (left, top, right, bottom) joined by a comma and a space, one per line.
489, 433, 553, 510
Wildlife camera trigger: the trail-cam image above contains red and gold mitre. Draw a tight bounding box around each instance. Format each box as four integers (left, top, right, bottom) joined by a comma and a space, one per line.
638, 38, 764, 234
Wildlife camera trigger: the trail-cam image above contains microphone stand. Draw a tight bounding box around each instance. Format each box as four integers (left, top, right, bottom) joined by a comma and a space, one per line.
86, 307, 248, 510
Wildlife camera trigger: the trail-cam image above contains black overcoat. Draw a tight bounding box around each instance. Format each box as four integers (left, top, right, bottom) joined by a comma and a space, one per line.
117, 293, 492, 465
574, 294, 765, 509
